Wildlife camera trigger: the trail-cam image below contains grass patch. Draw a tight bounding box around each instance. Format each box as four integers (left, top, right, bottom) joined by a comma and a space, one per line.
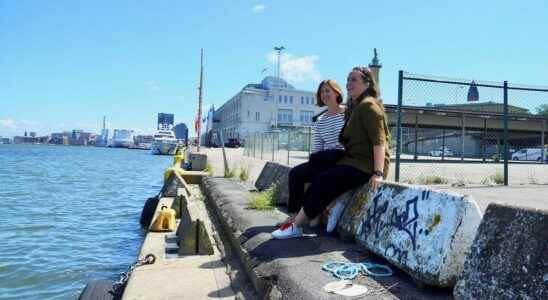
490, 171, 504, 185
205, 163, 213, 176
239, 167, 249, 182
224, 167, 236, 178
248, 185, 278, 210
418, 175, 448, 185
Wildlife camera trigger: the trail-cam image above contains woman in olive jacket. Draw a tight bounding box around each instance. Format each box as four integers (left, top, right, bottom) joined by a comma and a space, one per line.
272, 66, 390, 239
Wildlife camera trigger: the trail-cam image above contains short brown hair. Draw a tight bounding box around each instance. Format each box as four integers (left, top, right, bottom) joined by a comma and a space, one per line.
316, 79, 344, 107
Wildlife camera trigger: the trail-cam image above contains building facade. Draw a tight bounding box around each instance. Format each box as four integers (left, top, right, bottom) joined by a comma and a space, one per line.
210, 76, 322, 143
174, 123, 189, 143
157, 113, 174, 130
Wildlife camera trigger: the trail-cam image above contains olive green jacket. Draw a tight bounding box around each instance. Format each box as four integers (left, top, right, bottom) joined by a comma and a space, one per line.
337, 97, 390, 178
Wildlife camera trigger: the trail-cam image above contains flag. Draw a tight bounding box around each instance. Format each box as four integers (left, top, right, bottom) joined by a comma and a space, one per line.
195, 111, 201, 134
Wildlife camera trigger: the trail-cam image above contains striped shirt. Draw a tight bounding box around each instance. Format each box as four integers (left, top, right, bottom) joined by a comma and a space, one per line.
312, 112, 345, 153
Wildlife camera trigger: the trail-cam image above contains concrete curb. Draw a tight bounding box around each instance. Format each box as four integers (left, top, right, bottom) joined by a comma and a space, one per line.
202, 177, 454, 299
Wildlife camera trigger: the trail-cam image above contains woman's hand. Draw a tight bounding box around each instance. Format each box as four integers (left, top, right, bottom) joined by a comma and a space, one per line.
369, 174, 383, 192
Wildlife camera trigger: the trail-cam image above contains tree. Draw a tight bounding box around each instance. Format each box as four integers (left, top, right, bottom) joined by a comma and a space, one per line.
536, 104, 548, 117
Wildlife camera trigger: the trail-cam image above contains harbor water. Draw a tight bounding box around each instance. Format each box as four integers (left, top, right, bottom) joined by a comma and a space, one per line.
0, 144, 172, 300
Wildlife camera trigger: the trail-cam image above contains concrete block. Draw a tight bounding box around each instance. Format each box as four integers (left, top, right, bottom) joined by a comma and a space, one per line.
272, 165, 291, 205
189, 153, 207, 171
253, 162, 291, 205
255, 162, 279, 191
454, 203, 548, 300
160, 173, 178, 197
337, 182, 482, 287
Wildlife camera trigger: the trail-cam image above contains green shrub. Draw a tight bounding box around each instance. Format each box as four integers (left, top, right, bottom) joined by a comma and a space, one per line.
205, 163, 213, 176
224, 167, 235, 178
491, 171, 504, 185
418, 175, 448, 185
239, 167, 249, 182
248, 185, 278, 210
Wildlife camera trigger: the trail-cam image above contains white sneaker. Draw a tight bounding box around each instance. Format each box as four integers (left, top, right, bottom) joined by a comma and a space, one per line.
326, 200, 346, 233
271, 222, 303, 239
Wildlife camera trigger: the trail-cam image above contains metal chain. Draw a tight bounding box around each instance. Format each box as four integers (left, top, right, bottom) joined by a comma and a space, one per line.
110, 254, 156, 299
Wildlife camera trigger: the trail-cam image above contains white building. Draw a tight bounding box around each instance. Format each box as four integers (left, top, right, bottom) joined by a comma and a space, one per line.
210, 76, 322, 143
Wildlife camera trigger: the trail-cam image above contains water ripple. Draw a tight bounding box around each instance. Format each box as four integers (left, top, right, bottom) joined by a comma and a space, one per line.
0, 144, 171, 299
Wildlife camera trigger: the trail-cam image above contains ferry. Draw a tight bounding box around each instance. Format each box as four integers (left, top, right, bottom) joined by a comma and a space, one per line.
112, 129, 134, 148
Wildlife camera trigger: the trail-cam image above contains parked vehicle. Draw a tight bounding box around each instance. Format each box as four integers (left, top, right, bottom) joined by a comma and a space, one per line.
511, 148, 547, 161
224, 138, 241, 148
429, 146, 453, 157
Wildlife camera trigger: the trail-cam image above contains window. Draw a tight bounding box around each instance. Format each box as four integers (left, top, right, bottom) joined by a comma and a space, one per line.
247, 110, 250, 118
300, 110, 314, 123
279, 95, 282, 103
290, 96, 293, 103
301, 96, 304, 104
256, 112, 260, 121
277, 109, 293, 124
284, 95, 288, 103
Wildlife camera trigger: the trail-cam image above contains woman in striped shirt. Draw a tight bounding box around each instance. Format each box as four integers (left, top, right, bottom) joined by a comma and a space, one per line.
279, 79, 345, 225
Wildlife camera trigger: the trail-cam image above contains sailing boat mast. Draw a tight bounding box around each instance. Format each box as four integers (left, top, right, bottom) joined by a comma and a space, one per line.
197, 48, 204, 152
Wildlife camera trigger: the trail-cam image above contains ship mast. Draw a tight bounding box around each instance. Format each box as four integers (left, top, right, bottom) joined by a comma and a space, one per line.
197, 48, 204, 152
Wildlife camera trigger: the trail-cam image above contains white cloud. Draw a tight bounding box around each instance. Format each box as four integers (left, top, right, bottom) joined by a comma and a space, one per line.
145, 80, 160, 91
252, 4, 267, 13
267, 51, 321, 84
0, 117, 44, 136
0, 117, 16, 129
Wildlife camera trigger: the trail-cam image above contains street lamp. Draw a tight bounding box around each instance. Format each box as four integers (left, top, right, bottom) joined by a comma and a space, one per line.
274, 46, 285, 85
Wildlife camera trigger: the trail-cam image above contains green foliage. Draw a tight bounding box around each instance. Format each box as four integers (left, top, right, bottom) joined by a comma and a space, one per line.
205, 164, 213, 176
224, 167, 235, 178
248, 185, 278, 210
490, 171, 504, 185
239, 167, 249, 182
418, 175, 448, 185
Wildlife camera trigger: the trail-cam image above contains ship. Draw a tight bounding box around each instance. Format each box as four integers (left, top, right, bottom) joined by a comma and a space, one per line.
150, 125, 178, 155
112, 129, 134, 148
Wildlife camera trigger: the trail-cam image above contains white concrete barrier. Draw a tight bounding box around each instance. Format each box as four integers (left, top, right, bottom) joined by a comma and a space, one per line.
337, 182, 482, 287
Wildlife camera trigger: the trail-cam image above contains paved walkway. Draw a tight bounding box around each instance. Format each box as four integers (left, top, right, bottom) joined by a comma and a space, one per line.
122, 184, 237, 300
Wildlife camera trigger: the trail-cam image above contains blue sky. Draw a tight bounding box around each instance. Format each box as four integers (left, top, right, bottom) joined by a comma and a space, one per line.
1, 0, 547, 137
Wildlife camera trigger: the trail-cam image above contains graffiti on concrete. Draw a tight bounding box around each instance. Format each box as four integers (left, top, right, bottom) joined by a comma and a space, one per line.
385, 243, 409, 264
360, 186, 425, 252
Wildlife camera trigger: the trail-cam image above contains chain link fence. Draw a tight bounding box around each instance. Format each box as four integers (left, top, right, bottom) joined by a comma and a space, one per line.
229, 71, 547, 186
394, 71, 548, 185
242, 127, 313, 167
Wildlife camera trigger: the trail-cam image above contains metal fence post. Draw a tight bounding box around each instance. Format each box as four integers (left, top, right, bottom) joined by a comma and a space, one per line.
461, 114, 466, 161
287, 129, 291, 165
260, 133, 264, 160
503, 81, 509, 185
414, 114, 418, 160
395, 70, 403, 182
542, 120, 546, 165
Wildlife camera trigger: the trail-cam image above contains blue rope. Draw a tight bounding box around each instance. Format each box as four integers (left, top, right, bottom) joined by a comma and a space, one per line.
322, 261, 393, 280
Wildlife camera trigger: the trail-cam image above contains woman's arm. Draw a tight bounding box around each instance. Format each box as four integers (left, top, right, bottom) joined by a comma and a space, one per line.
370, 145, 385, 191
312, 123, 324, 153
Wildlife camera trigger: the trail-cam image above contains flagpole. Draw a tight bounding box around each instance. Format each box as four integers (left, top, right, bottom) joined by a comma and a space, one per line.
197, 48, 204, 152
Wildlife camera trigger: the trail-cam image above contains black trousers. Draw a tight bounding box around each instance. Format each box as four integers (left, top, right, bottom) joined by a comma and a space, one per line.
288, 155, 370, 219
302, 165, 371, 219
287, 149, 345, 213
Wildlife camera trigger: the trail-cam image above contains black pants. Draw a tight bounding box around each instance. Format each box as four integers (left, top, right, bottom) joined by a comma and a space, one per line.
302, 165, 371, 219
287, 149, 345, 213
288, 154, 370, 218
